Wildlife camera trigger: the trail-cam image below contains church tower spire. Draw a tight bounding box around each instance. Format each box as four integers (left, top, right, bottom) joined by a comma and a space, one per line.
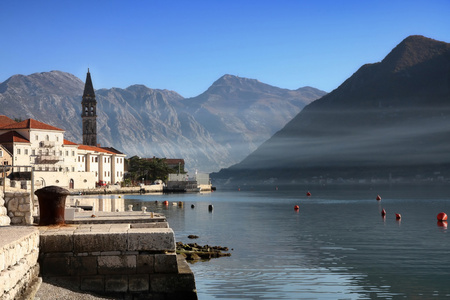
81, 69, 97, 146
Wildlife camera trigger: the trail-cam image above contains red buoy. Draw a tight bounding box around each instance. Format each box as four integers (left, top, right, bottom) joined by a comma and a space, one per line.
163, 200, 169, 206
395, 213, 401, 220
294, 205, 299, 210
437, 212, 448, 221
306, 191, 311, 197
381, 209, 386, 217
376, 195, 381, 201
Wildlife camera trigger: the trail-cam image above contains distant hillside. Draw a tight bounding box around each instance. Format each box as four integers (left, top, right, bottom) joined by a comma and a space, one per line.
179, 75, 325, 163
213, 35, 450, 185
0, 71, 325, 172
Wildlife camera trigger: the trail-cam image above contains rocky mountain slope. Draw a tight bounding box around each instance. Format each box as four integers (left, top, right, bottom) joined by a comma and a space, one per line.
213, 35, 450, 185
0, 71, 325, 172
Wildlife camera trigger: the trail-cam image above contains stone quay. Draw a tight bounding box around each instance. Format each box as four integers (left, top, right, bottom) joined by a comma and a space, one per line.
0, 189, 197, 300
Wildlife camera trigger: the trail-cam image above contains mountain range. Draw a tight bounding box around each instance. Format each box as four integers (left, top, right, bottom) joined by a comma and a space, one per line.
0, 71, 325, 172
213, 35, 450, 185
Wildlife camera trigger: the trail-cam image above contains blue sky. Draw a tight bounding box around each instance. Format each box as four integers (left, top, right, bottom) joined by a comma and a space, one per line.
1, 0, 449, 98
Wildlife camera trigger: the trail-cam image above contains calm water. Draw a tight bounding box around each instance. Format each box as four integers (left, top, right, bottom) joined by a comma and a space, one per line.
77, 186, 450, 299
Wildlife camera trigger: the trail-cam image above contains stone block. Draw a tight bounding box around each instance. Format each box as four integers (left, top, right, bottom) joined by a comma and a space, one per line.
80, 275, 104, 292
150, 273, 196, 293
154, 253, 178, 273
10, 216, 23, 224
40, 232, 74, 253
74, 232, 127, 253
127, 228, 175, 252
136, 254, 155, 274
70, 256, 98, 276
40, 256, 71, 276
98, 255, 136, 275
129, 274, 149, 292
105, 275, 128, 292
131, 222, 169, 229
7, 198, 18, 211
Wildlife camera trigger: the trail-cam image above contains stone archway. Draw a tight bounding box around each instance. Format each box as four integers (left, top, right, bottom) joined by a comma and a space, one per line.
69, 179, 74, 189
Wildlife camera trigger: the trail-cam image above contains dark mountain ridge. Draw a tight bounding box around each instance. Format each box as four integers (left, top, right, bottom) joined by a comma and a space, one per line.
213, 35, 450, 185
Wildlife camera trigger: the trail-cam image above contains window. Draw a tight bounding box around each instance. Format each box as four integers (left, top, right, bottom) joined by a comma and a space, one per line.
17, 149, 21, 155
65, 151, 69, 156
72, 167, 75, 172
82, 157, 84, 162
35, 135, 38, 141
72, 151, 75, 156
78, 157, 80, 162
95, 157, 98, 163
25, 149, 28, 155
46, 135, 49, 141
0, 150, 3, 157
59, 151, 62, 156
56, 136, 59, 142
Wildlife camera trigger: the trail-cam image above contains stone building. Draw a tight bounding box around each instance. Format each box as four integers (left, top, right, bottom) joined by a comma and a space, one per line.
0, 70, 126, 189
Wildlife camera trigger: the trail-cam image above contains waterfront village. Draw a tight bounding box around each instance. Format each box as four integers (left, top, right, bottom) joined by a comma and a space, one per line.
0, 70, 203, 299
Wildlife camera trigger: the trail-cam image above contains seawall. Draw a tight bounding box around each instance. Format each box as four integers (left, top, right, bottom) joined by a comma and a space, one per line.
0, 190, 198, 299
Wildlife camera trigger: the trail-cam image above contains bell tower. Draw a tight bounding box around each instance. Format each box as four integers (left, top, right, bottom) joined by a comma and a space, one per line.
81, 69, 97, 146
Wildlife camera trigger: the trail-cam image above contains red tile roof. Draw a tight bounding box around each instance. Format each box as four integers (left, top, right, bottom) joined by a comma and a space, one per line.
63, 139, 78, 145
0, 118, 64, 131
0, 131, 30, 143
0, 116, 17, 127
78, 144, 116, 155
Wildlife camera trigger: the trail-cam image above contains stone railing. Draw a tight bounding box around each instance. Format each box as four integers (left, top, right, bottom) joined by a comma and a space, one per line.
3, 192, 34, 225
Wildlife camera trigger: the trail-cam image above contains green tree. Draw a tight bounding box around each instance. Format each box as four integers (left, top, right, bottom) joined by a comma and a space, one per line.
125, 156, 175, 185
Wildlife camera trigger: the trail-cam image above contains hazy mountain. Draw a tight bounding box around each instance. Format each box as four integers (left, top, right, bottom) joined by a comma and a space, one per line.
0, 71, 325, 172
179, 75, 325, 163
213, 35, 450, 185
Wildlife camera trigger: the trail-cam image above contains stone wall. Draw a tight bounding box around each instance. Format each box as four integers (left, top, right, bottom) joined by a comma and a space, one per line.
39, 224, 197, 299
4, 191, 34, 225
0, 226, 41, 300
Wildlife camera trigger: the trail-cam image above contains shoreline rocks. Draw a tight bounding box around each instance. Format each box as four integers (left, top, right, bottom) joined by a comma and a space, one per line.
176, 242, 231, 261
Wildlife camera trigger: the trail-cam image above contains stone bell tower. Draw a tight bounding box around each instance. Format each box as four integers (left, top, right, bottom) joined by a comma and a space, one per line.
81, 69, 97, 146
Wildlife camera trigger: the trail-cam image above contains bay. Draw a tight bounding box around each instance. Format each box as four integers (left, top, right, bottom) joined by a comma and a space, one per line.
72, 185, 450, 299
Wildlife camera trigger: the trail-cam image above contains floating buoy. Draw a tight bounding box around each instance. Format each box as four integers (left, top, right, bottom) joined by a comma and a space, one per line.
437, 212, 448, 221
381, 209, 386, 217
294, 205, 299, 210
395, 213, 401, 220
306, 191, 311, 197
163, 200, 169, 206
208, 204, 214, 212
376, 195, 381, 201
191, 204, 195, 209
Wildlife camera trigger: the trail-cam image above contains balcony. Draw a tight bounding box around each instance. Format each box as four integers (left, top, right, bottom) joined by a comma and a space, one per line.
40, 141, 55, 148
36, 155, 61, 164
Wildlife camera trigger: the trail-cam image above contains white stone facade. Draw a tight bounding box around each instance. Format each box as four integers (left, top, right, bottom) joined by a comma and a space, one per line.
0, 118, 126, 190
